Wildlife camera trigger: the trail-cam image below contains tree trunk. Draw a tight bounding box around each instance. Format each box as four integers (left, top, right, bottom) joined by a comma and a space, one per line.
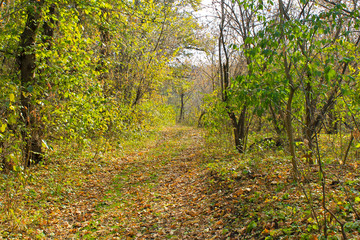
284, 87, 298, 180
218, 0, 249, 154
304, 81, 314, 164
326, 109, 338, 134
228, 106, 247, 153
197, 111, 206, 127
269, 103, 283, 136
17, 0, 44, 167
279, 0, 298, 180
178, 93, 185, 123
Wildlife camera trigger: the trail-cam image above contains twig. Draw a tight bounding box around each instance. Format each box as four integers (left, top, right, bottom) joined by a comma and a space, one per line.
314, 130, 328, 238
299, 182, 321, 233
343, 135, 354, 165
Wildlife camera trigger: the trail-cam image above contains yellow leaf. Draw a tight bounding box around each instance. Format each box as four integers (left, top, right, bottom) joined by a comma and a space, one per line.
0, 124, 6, 133
9, 93, 15, 102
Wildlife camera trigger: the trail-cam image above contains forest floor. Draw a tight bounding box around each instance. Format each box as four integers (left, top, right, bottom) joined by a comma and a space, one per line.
1, 125, 360, 239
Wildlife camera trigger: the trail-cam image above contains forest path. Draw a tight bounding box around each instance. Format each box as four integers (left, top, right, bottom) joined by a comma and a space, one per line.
7, 125, 353, 239
92, 125, 215, 239
2, 125, 233, 239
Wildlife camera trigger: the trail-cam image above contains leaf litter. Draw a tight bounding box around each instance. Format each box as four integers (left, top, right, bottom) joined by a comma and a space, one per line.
1, 126, 360, 239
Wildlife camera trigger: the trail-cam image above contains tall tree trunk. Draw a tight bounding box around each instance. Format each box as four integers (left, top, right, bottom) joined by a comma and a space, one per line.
17, 0, 44, 167
178, 93, 185, 123
218, 0, 249, 153
228, 106, 247, 153
197, 111, 206, 127
279, 0, 298, 180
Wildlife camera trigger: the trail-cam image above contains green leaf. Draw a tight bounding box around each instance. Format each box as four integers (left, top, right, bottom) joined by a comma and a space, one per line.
27, 85, 34, 93
341, 57, 354, 63
8, 115, 16, 125
282, 193, 289, 200
230, 44, 239, 50
247, 220, 257, 232
326, 69, 336, 80
244, 37, 253, 45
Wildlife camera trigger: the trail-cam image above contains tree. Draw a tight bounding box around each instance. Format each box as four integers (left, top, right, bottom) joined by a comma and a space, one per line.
17, 0, 46, 166
217, 0, 268, 153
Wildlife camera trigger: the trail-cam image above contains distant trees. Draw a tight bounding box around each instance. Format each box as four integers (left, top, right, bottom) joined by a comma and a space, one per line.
0, 0, 202, 170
